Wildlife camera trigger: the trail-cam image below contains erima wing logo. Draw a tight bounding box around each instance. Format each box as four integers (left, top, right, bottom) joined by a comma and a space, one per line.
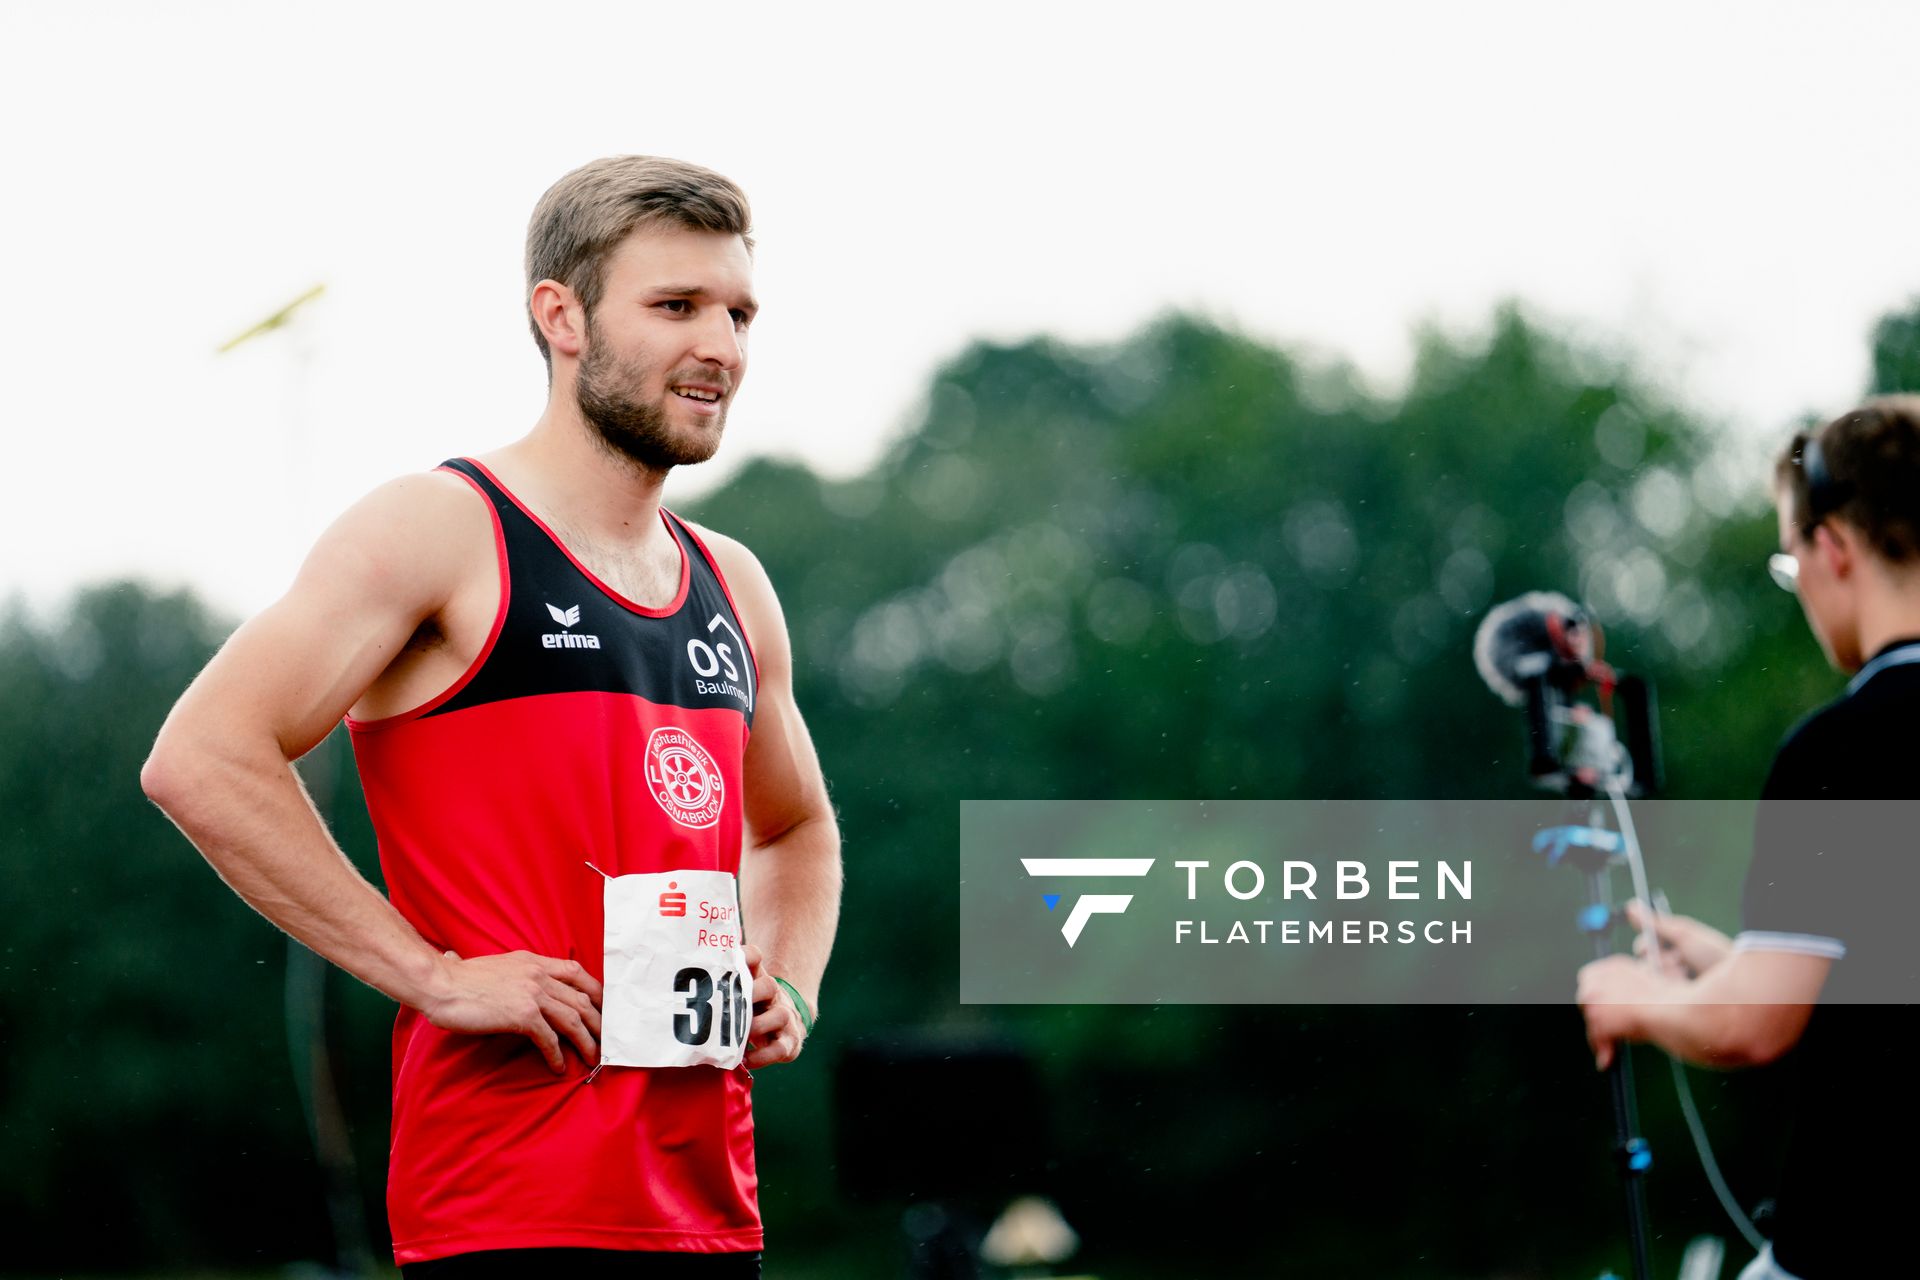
541, 603, 601, 649
1021, 858, 1155, 946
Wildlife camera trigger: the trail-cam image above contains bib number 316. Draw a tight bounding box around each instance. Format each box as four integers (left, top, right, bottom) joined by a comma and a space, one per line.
673, 966, 749, 1048
599, 868, 750, 1070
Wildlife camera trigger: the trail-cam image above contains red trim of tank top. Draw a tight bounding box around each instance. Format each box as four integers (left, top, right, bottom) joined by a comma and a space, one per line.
670, 513, 762, 688
345, 466, 512, 733
462, 457, 690, 618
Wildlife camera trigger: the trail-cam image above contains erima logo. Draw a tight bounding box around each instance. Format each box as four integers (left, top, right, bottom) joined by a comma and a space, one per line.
1021, 857, 1155, 946
542, 602, 602, 650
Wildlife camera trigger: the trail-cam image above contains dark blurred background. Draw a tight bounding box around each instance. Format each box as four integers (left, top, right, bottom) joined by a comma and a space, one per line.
7, 300, 1919, 1278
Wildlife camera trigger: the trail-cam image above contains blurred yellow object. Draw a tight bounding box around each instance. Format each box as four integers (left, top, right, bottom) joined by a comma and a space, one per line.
217, 282, 327, 353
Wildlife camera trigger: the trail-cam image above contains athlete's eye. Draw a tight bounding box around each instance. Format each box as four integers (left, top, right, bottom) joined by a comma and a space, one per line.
658, 299, 692, 314
729, 309, 753, 330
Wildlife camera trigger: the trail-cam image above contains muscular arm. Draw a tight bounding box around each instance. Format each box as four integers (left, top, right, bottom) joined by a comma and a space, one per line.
142, 473, 601, 1071
698, 527, 842, 1065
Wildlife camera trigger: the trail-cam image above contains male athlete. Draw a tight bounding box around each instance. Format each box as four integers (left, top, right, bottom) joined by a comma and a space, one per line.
142, 157, 841, 1277
1577, 398, 1920, 1279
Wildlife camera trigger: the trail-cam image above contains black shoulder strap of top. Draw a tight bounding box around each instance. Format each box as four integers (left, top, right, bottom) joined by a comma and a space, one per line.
659, 508, 710, 575
439, 456, 499, 501
436, 456, 554, 548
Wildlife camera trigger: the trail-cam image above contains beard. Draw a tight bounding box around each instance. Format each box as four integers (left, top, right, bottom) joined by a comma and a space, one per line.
573, 317, 727, 471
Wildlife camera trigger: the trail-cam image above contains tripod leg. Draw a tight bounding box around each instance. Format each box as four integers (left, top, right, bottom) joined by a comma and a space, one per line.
1584, 867, 1654, 1280
1606, 1038, 1654, 1280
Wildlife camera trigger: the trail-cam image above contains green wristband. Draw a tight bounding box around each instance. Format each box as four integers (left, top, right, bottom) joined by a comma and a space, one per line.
773, 976, 815, 1036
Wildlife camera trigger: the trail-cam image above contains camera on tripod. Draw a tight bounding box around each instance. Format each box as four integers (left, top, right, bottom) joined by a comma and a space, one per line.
1472, 591, 1682, 1280
1473, 591, 1663, 798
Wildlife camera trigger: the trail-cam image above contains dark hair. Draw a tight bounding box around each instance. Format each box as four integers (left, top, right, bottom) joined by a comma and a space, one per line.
525, 156, 753, 368
1775, 395, 1920, 564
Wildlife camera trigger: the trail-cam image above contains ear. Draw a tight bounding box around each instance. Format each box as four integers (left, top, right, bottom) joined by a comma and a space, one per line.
1814, 519, 1859, 581
530, 279, 586, 360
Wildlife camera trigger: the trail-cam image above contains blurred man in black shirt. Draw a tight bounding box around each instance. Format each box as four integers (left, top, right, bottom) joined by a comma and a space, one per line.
1578, 397, 1920, 1279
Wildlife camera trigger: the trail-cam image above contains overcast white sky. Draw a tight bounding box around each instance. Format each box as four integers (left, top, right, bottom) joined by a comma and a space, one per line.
6, 1, 1919, 616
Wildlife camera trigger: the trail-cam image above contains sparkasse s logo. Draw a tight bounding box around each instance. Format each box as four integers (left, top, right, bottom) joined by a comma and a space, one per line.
1022, 857, 1155, 946
542, 602, 602, 650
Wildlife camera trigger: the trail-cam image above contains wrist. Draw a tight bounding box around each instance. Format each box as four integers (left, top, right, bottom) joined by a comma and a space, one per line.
403, 945, 459, 1016
773, 975, 815, 1036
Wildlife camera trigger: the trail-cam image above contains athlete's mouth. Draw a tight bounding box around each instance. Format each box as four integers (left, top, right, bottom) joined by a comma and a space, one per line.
672, 386, 724, 403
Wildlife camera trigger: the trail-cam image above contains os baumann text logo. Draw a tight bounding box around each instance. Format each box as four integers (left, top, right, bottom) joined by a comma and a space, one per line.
1021, 858, 1156, 946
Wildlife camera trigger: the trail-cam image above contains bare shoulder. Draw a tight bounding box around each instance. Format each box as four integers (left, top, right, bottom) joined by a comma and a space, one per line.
679, 519, 789, 654
681, 520, 777, 604
335, 467, 489, 546
153, 467, 500, 757
296, 468, 495, 613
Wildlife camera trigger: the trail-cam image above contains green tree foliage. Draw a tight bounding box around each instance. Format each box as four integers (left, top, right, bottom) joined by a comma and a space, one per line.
683, 309, 1833, 1274
0, 585, 341, 1265
1869, 297, 1920, 394
1, 305, 1861, 1275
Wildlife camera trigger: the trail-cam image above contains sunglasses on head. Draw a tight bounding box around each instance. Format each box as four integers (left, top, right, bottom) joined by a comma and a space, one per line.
1768, 436, 1855, 593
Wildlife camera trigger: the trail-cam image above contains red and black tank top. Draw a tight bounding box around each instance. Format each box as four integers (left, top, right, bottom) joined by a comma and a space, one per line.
348, 457, 762, 1264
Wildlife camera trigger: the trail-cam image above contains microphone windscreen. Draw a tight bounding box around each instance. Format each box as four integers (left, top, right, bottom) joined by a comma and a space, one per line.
1473, 591, 1584, 707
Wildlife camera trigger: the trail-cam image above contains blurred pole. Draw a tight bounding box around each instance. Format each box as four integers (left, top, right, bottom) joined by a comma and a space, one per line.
902, 1201, 982, 1280
287, 735, 376, 1279
221, 288, 375, 1277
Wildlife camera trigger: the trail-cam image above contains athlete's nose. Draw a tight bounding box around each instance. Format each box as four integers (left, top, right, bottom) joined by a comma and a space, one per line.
689, 309, 745, 373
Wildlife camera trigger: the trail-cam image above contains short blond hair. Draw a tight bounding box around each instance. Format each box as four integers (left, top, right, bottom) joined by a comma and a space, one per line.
524, 156, 753, 367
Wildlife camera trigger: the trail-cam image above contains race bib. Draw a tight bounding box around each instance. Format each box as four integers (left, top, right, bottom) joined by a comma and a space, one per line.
600, 869, 750, 1069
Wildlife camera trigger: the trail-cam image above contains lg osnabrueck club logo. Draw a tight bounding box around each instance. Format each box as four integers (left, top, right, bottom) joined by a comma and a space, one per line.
1021, 857, 1155, 947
